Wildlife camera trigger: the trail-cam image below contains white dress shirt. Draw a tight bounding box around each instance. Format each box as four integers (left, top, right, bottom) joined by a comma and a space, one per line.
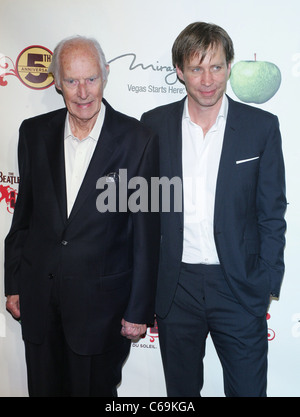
182, 95, 228, 264
64, 103, 106, 217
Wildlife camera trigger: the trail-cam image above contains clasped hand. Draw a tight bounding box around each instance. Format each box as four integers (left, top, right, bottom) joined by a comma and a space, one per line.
120, 318, 147, 340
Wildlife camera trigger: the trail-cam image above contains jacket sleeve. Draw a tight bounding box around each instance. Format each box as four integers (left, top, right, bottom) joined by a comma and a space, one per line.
123, 131, 160, 325
256, 115, 287, 297
4, 122, 33, 295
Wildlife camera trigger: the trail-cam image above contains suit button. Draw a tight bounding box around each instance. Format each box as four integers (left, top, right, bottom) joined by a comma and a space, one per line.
61, 240, 68, 246
48, 273, 54, 279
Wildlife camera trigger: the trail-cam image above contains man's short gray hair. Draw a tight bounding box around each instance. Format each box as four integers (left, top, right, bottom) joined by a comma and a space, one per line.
48, 35, 109, 87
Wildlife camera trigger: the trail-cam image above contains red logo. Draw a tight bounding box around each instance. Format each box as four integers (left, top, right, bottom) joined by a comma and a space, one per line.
146, 319, 159, 343
267, 313, 275, 341
0, 184, 17, 214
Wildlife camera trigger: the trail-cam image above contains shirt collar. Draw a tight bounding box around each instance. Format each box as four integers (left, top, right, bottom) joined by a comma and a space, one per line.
183, 94, 228, 126
64, 102, 106, 142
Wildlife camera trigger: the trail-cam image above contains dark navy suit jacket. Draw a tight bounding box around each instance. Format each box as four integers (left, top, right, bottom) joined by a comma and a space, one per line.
5, 99, 160, 355
141, 95, 286, 318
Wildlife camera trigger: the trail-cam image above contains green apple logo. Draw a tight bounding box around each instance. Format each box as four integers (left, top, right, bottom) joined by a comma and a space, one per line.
230, 55, 281, 104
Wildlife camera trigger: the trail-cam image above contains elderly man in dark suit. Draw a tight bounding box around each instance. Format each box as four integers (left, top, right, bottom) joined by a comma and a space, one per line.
5, 36, 159, 397
141, 22, 286, 397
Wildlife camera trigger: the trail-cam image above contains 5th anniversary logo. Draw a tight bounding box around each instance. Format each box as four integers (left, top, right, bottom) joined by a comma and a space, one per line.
0, 45, 54, 90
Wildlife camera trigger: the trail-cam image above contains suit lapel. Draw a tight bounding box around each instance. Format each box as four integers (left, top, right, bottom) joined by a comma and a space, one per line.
66, 101, 119, 224
43, 103, 121, 227
169, 98, 185, 226
44, 109, 68, 225
214, 96, 240, 226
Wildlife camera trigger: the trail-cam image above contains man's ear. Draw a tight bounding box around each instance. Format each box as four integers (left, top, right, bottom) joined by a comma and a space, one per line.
227, 62, 232, 80
176, 65, 186, 86
54, 82, 63, 96
55, 81, 62, 91
103, 65, 110, 88
176, 65, 185, 83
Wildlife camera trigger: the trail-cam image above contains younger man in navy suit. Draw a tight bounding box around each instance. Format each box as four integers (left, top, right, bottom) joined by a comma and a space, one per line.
142, 22, 286, 397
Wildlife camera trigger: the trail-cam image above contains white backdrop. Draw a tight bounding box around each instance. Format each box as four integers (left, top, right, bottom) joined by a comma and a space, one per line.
0, 0, 299, 397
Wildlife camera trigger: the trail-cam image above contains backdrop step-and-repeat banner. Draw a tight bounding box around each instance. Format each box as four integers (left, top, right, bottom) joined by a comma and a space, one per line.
1, 0, 299, 397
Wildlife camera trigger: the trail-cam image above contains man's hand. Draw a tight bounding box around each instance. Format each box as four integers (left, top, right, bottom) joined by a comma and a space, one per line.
6, 295, 21, 319
120, 318, 147, 340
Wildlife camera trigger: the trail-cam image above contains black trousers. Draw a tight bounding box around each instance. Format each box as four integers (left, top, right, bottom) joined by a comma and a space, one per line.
23, 278, 131, 397
157, 263, 268, 397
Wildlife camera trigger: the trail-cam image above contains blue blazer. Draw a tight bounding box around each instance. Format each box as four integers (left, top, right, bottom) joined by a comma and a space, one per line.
5, 99, 160, 355
141, 95, 286, 318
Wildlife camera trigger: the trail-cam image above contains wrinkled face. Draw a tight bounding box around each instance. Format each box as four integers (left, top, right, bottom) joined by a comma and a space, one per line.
176, 43, 231, 110
57, 42, 107, 126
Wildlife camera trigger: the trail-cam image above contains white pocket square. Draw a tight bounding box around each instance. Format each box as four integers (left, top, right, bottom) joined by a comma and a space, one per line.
236, 156, 259, 165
